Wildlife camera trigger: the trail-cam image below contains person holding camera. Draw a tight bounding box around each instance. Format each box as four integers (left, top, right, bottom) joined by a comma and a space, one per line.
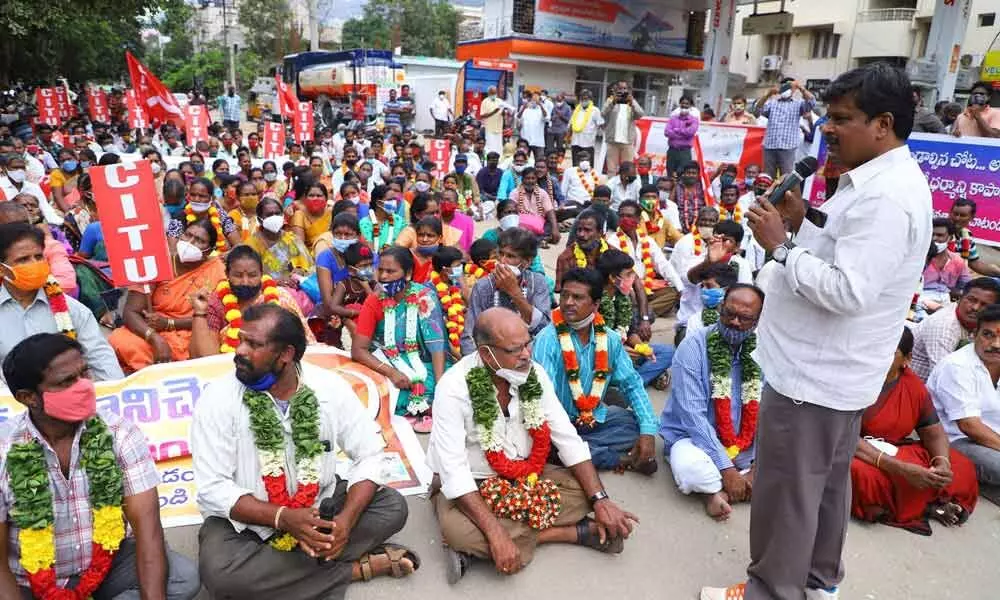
602, 80, 645, 176
952, 81, 1000, 139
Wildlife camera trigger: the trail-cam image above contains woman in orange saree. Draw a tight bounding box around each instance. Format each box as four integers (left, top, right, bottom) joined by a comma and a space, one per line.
850, 327, 978, 535
109, 219, 227, 372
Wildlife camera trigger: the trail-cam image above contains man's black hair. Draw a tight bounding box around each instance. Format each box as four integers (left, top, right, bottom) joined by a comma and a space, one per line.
822, 63, 915, 140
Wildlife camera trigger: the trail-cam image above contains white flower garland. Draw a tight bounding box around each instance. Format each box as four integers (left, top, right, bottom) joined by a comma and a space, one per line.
383, 296, 430, 414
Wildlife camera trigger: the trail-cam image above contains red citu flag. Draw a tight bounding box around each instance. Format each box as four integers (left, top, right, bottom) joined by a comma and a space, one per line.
125, 51, 185, 127
275, 74, 298, 120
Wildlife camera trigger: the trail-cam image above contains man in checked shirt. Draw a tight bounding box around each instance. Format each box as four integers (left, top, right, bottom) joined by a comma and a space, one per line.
0, 333, 200, 599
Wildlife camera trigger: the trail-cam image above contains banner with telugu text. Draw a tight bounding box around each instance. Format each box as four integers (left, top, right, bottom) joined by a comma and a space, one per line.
0, 348, 431, 528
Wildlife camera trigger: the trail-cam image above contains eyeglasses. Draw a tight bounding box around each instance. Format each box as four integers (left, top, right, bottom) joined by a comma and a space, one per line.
720, 308, 758, 327
492, 341, 532, 355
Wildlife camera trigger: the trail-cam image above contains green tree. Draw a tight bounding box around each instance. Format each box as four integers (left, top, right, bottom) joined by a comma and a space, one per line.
341, 0, 458, 58
142, 0, 195, 77
160, 44, 263, 96
238, 0, 295, 62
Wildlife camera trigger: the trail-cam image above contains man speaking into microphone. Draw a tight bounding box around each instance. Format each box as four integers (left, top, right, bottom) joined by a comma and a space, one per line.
701, 64, 932, 600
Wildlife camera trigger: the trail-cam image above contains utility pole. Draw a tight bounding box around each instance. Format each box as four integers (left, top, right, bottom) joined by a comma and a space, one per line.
309, 0, 319, 51
222, 0, 237, 89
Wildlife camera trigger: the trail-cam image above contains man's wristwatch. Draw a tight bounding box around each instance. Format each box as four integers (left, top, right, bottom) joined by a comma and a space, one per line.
589, 490, 609, 504
772, 241, 796, 265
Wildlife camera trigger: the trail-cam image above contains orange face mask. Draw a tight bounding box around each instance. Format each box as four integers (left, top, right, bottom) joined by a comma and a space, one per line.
3, 260, 51, 291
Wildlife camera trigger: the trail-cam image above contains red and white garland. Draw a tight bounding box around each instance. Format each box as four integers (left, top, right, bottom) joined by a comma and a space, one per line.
382, 288, 431, 414
552, 307, 608, 429
615, 230, 655, 295
43, 275, 75, 339
707, 329, 762, 459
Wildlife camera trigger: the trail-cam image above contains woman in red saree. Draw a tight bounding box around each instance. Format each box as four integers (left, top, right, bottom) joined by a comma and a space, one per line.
850, 327, 978, 535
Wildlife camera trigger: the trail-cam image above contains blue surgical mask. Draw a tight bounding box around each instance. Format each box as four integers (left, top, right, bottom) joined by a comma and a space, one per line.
193, 163, 205, 174
720, 174, 735, 187
331, 237, 358, 253
701, 287, 725, 309
744, 176, 754, 187
381, 277, 407, 296
417, 244, 439, 256
165, 203, 187, 218
383, 199, 398, 213
61, 160, 78, 172
354, 266, 374, 280
718, 322, 753, 347
244, 371, 278, 391
449, 265, 464, 281
80, 160, 92, 169
455, 165, 467, 175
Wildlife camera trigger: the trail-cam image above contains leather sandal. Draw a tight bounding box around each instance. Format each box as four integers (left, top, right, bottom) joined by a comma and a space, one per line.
358, 543, 421, 581
575, 517, 624, 554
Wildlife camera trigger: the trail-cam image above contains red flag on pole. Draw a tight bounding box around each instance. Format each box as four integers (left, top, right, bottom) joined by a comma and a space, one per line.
125, 89, 149, 130
293, 101, 314, 143
35, 88, 61, 127
262, 121, 286, 159
275, 74, 298, 120
125, 50, 185, 127
88, 87, 110, 123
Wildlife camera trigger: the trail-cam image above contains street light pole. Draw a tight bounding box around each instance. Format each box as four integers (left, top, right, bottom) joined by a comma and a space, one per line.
222, 0, 237, 89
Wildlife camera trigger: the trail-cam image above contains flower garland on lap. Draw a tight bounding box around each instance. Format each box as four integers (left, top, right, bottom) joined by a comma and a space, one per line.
615, 230, 655, 295
9, 416, 125, 599
466, 366, 561, 529
185, 203, 227, 252
44, 275, 75, 339
430, 271, 465, 356
217, 276, 280, 353
707, 329, 762, 459
244, 386, 324, 551
573, 239, 608, 268
552, 307, 608, 429
381, 286, 431, 414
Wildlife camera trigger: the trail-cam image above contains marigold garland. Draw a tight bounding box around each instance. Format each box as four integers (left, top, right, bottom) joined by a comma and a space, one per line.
370, 211, 398, 250
576, 167, 596, 196
466, 365, 561, 529
243, 385, 324, 551
430, 270, 465, 356
573, 239, 608, 268
8, 416, 125, 599
43, 275, 75, 340
216, 276, 280, 353
692, 226, 703, 256
552, 307, 608, 429
718, 202, 742, 223
185, 202, 227, 252
707, 329, 762, 459
615, 230, 655, 295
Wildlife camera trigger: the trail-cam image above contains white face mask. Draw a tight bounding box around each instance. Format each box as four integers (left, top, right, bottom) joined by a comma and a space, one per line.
151, 162, 162, 175
414, 181, 431, 192
579, 161, 591, 172
499, 214, 520, 231
567, 312, 596, 331
260, 214, 285, 233
505, 264, 521, 279
482, 346, 530, 387
263, 172, 277, 182
176, 240, 204, 263
189, 201, 212, 213
780, 89, 793, 99
6, 169, 25, 184
934, 241, 949, 255
512, 164, 526, 174
698, 225, 715, 238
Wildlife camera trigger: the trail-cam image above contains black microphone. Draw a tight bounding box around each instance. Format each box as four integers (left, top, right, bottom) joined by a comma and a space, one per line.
316, 497, 337, 565
768, 156, 818, 208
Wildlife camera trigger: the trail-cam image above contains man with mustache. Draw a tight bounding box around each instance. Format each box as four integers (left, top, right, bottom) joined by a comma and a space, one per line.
928, 303, 1000, 503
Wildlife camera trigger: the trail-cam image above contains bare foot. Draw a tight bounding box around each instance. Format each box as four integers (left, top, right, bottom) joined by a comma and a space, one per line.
704, 492, 732, 522
930, 501, 964, 527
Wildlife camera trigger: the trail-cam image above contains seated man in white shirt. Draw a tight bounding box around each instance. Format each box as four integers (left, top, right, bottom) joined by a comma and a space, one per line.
192, 304, 418, 598
608, 200, 684, 316
605, 161, 642, 210
928, 303, 1000, 500
428, 307, 638, 583
911, 277, 1000, 380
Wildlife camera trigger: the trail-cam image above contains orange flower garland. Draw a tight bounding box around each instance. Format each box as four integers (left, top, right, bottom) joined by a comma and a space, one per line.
552, 307, 609, 429
692, 226, 703, 256
616, 230, 655, 295
185, 203, 227, 252
216, 276, 280, 353
719, 202, 742, 223
576, 167, 596, 196
430, 270, 466, 355
465, 260, 494, 287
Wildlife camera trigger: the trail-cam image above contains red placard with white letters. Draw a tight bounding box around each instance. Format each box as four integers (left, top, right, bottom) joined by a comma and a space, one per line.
35, 88, 61, 127
293, 101, 314, 143
53, 86, 70, 119
88, 87, 110, 123
126, 89, 149, 129
262, 121, 286, 159
184, 105, 210, 145
89, 161, 173, 287
426, 138, 451, 179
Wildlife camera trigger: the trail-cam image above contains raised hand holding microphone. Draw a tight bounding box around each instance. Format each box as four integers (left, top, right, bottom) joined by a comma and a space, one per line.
747, 158, 816, 250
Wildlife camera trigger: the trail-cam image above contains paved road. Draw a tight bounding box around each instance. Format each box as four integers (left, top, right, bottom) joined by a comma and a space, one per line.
169, 223, 1000, 599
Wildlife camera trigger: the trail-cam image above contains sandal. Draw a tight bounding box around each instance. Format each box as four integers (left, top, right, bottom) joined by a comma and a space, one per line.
575, 517, 624, 554
652, 371, 671, 391
358, 543, 421, 582
412, 414, 433, 434
445, 546, 471, 585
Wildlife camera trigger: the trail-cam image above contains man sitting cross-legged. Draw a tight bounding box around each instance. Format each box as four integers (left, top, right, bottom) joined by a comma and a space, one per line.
192, 304, 418, 598
533, 268, 659, 474
428, 307, 638, 583
659, 284, 765, 521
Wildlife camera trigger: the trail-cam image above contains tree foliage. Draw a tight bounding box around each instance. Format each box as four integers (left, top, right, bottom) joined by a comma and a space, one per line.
238, 0, 298, 63
142, 0, 195, 79
160, 45, 264, 96
0, 0, 162, 85
341, 0, 459, 58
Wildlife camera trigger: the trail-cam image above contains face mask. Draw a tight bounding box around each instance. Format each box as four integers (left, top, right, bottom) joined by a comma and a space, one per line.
482, 346, 530, 387
455, 165, 467, 175
744, 176, 755, 187
61, 160, 78, 172
449, 265, 464, 281
263, 172, 277, 182
499, 214, 520, 231
236, 356, 281, 391
512, 164, 526, 174
567, 311, 596, 331
164, 203, 186, 218
619, 216, 639, 231
176, 240, 205, 263
780, 89, 793, 99
151, 162, 162, 175
383, 199, 398, 213
42, 378, 97, 422
579, 161, 591, 171
304, 198, 327, 213
189, 200, 212, 213
80, 161, 92, 169
332, 237, 358, 253
260, 214, 285, 233
616, 275, 635, 295
414, 181, 431, 192
240, 196, 259, 212
441, 201, 458, 218
6, 169, 25, 183
578, 239, 599, 252
701, 287, 725, 309
720, 174, 735, 187
504, 265, 522, 279
698, 225, 715, 238
231, 283, 261, 301
637, 167, 650, 176
354, 266, 374, 280
381, 277, 407, 296
681, 175, 697, 186
718, 321, 754, 347
733, 105, 745, 113
3, 260, 51, 291
417, 244, 439, 256
934, 241, 949, 255
346, 195, 360, 206
582, 100, 591, 108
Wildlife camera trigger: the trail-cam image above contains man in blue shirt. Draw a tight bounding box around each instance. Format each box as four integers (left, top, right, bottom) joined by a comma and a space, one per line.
382, 88, 403, 134
759, 77, 816, 178
659, 284, 763, 521
533, 268, 658, 474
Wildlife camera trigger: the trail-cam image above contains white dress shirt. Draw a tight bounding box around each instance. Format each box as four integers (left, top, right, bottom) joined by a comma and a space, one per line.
427, 354, 592, 500
605, 231, 683, 290
431, 97, 452, 122
605, 175, 641, 210
662, 199, 682, 233
670, 233, 704, 328
755, 145, 932, 411
0, 178, 63, 225
191, 364, 389, 540
560, 168, 590, 206
927, 344, 1000, 442
519, 105, 546, 148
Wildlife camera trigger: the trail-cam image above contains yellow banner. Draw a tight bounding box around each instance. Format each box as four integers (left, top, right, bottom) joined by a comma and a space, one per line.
0, 348, 431, 528
982, 50, 1000, 83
